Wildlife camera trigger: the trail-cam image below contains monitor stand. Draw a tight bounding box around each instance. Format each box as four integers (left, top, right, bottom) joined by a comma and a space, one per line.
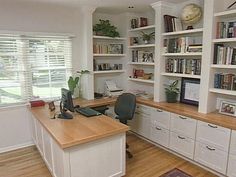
58, 112, 73, 119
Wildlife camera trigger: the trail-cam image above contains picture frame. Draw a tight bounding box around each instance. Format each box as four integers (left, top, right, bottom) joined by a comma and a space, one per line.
48, 101, 55, 111
180, 78, 200, 106
109, 44, 123, 54
219, 101, 236, 117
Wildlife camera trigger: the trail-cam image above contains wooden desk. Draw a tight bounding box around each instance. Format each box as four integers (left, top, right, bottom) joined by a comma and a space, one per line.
30, 101, 129, 177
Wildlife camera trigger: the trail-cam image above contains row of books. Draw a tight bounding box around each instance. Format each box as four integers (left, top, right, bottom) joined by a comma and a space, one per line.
213, 44, 236, 65
130, 17, 148, 29
214, 73, 236, 90
165, 58, 201, 75
94, 63, 122, 71
216, 21, 236, 39
93, 43, 123, 54
163, 15, 183, 32
132, 50, 154, 63
165, 37, 202, 53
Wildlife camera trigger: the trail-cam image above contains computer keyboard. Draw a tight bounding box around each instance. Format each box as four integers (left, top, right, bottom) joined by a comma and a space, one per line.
75, 107, 102, 117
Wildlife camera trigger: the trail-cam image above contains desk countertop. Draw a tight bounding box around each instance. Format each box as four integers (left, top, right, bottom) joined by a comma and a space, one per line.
30, 103, 129, 149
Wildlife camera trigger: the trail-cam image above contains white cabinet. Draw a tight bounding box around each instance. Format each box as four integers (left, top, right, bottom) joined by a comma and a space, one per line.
30, 115, 37, 144
170, 113, 197, 139
228, 130, 236, 177
196, 121, 230, 151
42, 129, 53, 172
35, 119, 44, 156
151, 108, 170, 130
169, 132, 195, 159
194, 141, 228, 174
151, 125, 169, 147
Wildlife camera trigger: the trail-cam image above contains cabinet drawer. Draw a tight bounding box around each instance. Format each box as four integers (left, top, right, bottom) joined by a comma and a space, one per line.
227, 154, 236, 177
151, 125, 169, 148
136, 104, 152, 116
194, 141, 228, 174
170, 113, 197, 139
169, 132, 195, 159
151, 108, 171, 130
230, 130, 236, 155
196, 121, 230, 152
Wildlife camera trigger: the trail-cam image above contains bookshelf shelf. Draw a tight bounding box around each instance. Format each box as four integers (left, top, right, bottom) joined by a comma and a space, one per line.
128, 25, 155, 32
214, 9, 236, 18
161, 73, 201, 79
128, 78, 154, 84
162, 52, 202, 56
128, 62, 155, 66
213, 38, 236, 43
162, 28, 203, 36
211, 64, 236, 69
93, 70, 125, 74
93, 35, 126, 40
209, 88, 236, 96
93, 54, 126, 57
128, 44, 155, 48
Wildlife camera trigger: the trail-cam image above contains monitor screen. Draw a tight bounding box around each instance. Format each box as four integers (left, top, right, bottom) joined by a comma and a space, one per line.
58, 88, 74, 119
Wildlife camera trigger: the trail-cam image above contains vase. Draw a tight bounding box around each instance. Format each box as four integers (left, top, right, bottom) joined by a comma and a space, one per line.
166, 92, 178, 103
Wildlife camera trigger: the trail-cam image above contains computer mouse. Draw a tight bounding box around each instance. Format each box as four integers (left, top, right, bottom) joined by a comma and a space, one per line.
74, 105, 80, 109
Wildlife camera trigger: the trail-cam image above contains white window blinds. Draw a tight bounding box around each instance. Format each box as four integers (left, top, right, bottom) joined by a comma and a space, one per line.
0, 35, 72, 106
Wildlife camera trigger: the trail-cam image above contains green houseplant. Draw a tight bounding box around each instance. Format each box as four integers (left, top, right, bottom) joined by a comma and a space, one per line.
93, 19, 120, 38
68, 70, 89, 97
165, 80, 180, 103
140, 31, 155, 44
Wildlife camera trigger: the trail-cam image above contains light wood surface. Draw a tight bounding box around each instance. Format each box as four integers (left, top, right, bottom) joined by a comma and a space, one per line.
30, 105, 129, 149
0, 134, 216, 177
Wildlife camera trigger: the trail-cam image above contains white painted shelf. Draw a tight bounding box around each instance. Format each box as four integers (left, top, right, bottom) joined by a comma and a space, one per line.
128, 44, 155, 48
128, 25, 155, 32
93, 35, 126, 40
213, 38, 236, 43
209, 88, 236, 96
162, 52, 202, 56
93, 70, 125, 74
161, 73, 201, 79
128, 62, 155, 66
93, 54, 126, 57
162, 28, 203, 36
128, 78, 154, 84
211, 64, 236, 69
214, 9, 236, 18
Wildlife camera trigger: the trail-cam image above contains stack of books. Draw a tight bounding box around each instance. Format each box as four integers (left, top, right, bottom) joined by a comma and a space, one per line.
216, 21, 236, 39
165, 58, 201, 75
163, 15, 183, 32
130, 17, 148, 29
213, 44, 236, 65
214, 73, 236, 90
93, 43, 123, 54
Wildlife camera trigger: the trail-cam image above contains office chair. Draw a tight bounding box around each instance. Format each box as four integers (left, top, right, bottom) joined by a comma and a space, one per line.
114, 93, 136, 158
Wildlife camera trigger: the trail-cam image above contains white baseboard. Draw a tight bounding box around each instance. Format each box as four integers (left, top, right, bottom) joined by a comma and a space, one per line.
0, 141, 35, 153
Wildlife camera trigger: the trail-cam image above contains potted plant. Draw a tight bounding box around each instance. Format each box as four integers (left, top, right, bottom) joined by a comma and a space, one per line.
93, 19, 120, 38
68, 70, 89, 98
165, 80, 180, 103
140, 31, 155, 44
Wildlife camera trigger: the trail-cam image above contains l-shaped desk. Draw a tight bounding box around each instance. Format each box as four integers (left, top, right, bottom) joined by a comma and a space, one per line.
30, 97, 236, 177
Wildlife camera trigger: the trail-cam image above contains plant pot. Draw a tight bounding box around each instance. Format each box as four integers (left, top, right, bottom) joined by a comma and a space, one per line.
166, 91, 178, 103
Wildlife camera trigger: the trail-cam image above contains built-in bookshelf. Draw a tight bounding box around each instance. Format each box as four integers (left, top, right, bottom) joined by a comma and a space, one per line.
93, 70, 125, 74
128, 78, 154, 84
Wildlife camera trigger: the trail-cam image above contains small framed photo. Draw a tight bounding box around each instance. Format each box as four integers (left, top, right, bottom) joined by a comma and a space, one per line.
180, 78, 200, 106
219, 101, 236, 117
48, 101, 55, 112
109, 44, 123, 54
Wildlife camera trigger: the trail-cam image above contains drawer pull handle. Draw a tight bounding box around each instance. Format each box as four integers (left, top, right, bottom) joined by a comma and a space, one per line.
206, 146, 216, 151
179, 116, 187, 120
155, 127, 162, 130
178, 135, 185, 140
156, 109, 163, 112
208, 124, 218, 128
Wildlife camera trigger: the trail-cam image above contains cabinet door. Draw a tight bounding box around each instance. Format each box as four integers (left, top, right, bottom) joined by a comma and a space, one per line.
230, 130, 236, 155
196, 121, 230, 151
194, 141, 228, 174
169, 132, 195, 159
170, 113, 197, 139
136, 104, 152, 116
30, 115, 37, 144
137, 113, 151, 139
150, 125, 169, 148
35, 119, 44, 156
151, 108, 170, 130
43, 129, 53, 172
228, 154, 236, 177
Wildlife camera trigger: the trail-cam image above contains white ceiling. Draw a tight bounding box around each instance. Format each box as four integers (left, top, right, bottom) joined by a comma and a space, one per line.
8, 0, 188, 13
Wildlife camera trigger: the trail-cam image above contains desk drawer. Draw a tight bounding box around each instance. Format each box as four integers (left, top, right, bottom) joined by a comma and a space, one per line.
169, 131, 195, 159
151, 125, 169, 148
196, 121, 230, 152
151, 108, 171, 130
170, 113, 197, 139
230, 130, 236, 155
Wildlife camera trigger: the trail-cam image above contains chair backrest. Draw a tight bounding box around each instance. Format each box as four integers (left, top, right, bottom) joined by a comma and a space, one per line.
114, 93, 136, 123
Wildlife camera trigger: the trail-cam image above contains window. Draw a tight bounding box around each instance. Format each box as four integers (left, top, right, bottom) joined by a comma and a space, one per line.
0, 35, 72, 106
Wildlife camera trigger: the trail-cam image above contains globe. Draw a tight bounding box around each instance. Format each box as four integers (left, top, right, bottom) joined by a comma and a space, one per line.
181, 3, 202, 29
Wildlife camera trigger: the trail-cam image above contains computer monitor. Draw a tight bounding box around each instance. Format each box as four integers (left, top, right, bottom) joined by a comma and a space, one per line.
58, 88, 74, 119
